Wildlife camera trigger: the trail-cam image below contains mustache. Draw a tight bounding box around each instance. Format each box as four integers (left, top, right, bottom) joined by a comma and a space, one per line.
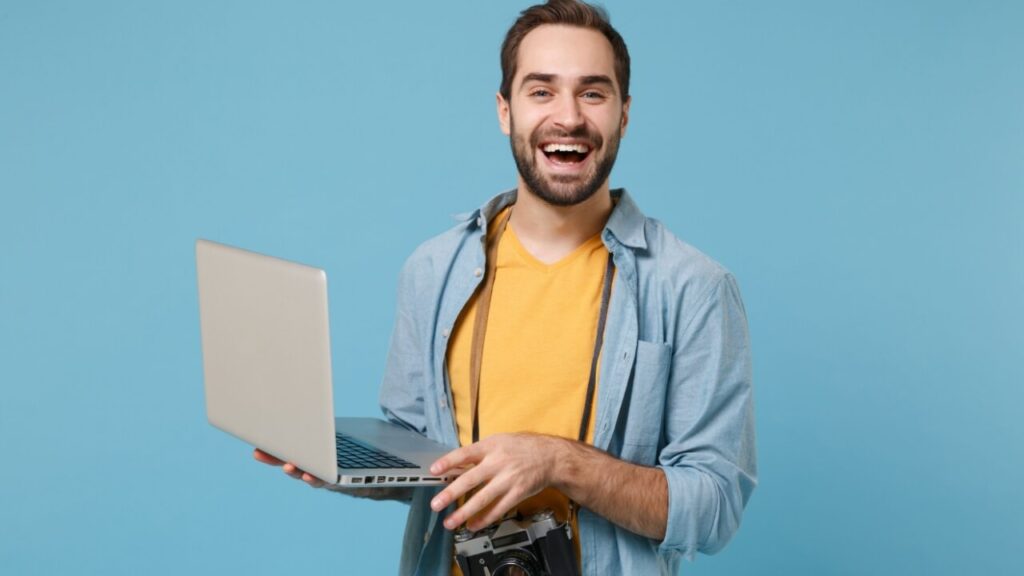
529, 125, 602, 149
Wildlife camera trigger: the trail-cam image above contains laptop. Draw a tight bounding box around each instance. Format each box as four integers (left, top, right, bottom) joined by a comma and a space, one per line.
196, 239, 453, 488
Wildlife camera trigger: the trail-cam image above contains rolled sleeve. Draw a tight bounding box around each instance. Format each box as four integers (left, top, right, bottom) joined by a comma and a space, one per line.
657, 273, 757, 559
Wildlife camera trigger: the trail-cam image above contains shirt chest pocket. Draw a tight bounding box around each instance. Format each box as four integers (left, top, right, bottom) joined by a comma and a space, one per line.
619, 339, 673, 464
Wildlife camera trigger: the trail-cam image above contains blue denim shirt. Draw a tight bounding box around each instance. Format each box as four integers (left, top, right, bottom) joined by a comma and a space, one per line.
379, 189, 756, 575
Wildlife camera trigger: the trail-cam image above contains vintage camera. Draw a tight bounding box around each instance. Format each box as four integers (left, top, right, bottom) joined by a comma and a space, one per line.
454, 509, 578, 576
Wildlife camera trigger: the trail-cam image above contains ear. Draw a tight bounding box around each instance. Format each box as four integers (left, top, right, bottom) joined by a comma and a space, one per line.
497, 92, 511, 136
620, 95, 631, 138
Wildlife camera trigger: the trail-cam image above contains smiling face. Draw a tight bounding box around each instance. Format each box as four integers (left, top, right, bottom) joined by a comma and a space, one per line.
498, 24, 631, 207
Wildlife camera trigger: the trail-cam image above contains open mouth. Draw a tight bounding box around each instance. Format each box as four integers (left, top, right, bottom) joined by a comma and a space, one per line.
540, 142, 592, 166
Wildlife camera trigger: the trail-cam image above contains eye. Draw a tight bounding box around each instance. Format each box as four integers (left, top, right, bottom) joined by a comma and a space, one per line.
529, 89, 553, 98
581, 91, 606, 101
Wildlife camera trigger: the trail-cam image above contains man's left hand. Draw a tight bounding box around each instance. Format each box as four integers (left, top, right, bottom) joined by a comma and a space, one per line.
428, 433, 566, 531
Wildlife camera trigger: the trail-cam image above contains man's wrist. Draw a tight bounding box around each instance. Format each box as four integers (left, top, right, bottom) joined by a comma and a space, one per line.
548, 435, 585, 498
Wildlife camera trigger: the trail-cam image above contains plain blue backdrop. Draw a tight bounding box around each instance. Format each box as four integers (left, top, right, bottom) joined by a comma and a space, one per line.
2, 1, 1022, 574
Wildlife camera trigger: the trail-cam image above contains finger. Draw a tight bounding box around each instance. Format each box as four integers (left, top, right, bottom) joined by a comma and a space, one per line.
430, 443, 485, 475
442, 479, 506, 530
466, 489, 526, 532
282, 462, 304, 479
301, 472, 326, 488
447, 464, 474, 477
431, 463, 491, 512
254, 449, 285, 466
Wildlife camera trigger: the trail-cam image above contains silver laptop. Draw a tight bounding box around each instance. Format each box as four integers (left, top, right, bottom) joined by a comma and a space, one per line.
196, 239, 452, 488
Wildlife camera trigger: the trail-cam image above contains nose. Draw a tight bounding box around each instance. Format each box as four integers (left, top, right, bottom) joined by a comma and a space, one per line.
552, 93, 585, 132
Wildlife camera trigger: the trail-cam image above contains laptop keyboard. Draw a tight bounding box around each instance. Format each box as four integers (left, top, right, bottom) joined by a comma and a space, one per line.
336, 433, 419, 470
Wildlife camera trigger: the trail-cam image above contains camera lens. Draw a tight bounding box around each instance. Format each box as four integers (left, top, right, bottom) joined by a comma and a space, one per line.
493, 549, 543, 576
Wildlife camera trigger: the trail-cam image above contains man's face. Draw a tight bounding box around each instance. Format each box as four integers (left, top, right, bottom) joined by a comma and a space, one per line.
498, 25, 630, 207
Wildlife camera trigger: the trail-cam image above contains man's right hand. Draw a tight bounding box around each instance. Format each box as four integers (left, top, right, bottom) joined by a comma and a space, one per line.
253, 448, 329, 487
252, 448, 413, 501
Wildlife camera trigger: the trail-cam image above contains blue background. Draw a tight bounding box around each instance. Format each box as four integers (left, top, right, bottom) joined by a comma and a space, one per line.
2, 1, 1021, 574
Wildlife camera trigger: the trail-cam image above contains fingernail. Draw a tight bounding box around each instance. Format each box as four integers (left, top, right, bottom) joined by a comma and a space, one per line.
430, 463, 440, 474
431, 498, 442, 511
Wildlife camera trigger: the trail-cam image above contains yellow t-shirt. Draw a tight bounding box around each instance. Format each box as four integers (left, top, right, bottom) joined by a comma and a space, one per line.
447, 207, 611, 572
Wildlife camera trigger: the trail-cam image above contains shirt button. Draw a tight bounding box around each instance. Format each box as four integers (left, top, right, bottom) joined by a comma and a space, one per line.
473, 268, 483, 278
476, 217, 484, 227
442, 327, 451, 338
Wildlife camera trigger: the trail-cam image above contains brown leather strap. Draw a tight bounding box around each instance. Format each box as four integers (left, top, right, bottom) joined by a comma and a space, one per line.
578, 254, 614, 442
469, 209, 511, 443
468, 208, 614, 444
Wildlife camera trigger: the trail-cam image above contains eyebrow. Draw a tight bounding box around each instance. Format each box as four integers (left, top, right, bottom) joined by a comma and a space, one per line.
519, 73, 616, 90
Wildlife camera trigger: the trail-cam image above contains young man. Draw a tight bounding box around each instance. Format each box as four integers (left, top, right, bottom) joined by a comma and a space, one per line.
257, 1, 756, 574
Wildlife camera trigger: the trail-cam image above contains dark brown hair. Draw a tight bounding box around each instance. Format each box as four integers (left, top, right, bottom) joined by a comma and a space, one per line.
500, 0, 631, 101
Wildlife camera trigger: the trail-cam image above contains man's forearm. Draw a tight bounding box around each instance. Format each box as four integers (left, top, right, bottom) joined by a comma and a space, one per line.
552, 438, 667, 540
429, 433, 669, 538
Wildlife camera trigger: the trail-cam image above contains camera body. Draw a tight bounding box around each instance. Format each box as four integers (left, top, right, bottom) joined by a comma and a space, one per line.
454, 509, 578, 576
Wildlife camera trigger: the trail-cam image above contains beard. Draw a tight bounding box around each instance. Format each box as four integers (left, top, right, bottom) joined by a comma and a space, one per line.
509, 115, 622, 207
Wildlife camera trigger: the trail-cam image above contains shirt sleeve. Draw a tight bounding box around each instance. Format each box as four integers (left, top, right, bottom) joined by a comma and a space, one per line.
657, 272, 757, 560
379, 255, 429, 435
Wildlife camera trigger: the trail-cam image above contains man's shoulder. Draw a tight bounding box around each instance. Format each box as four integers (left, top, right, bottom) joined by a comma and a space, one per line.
642, 217, 728, 279
400, 190, 515, 277
635, 215, 737, 309
397, 222, 469, 291
610, 189, 730, 289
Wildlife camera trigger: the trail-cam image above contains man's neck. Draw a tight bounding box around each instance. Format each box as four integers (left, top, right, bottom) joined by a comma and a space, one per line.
508, 182, 613, 265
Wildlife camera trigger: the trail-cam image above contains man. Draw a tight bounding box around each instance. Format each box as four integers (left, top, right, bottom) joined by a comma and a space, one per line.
256, 1, 756, 574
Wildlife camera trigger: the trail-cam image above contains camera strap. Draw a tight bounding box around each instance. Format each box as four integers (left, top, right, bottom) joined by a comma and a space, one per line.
468, 207, 615, 444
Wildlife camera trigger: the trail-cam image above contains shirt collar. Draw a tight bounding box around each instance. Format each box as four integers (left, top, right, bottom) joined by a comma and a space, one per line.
454, 188, 647, 251
605, 189, 648, 250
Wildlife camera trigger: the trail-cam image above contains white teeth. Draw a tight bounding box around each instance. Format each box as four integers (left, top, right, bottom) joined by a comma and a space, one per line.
542, 143, 590, 154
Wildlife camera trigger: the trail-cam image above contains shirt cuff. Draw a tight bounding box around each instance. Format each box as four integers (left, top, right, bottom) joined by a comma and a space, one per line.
657, 464, 719, 561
